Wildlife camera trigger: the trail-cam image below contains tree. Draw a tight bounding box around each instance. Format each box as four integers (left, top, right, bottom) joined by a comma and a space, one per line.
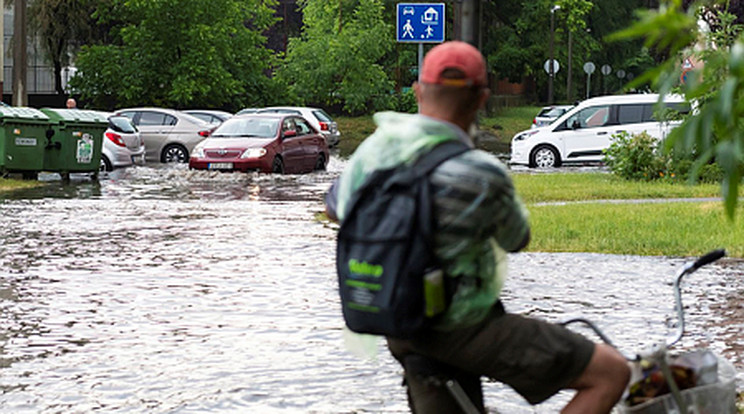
28, 0, 97, 95
69, 0, 278, 110
276, 0, 393, 114
613, 0, 744, 218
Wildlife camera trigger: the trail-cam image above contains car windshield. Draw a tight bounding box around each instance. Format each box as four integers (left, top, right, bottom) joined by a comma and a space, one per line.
210, 117, 279, 138
312, 110, 332, 122
108, 116, 137, 133
543, 107, 568, 117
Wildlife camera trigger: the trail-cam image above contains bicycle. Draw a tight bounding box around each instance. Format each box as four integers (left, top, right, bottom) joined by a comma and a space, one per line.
406, 249, 738, 414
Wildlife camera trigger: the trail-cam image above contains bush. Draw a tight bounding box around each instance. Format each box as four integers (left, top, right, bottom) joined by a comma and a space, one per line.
604, 131, 665, 181
604, 131, 724, 183
393, 89, 417, 113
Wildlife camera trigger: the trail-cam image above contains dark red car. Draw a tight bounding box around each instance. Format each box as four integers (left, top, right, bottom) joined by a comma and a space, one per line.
188, 113, 329, 174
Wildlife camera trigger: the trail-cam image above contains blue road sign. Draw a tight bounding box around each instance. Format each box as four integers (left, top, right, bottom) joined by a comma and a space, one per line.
396, 3, 445, 43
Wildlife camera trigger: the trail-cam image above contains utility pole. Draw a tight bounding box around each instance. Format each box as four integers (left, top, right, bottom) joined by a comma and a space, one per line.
12, 0, 27, 107
0, 0, 4, 98
567, 30, 572, 102
459, 0, 481, 48
548, 5, 559, 104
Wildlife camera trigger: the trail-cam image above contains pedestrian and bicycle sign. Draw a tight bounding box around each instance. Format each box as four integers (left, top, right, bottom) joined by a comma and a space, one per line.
396, 3, 445, 43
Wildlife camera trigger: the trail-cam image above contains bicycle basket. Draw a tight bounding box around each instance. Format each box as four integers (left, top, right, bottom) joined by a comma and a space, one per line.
614, 353, 737, 414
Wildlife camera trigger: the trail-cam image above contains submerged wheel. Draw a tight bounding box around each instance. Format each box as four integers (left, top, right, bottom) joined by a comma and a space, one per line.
314, 153, 326, 171
100, 154, 113, 172
530, 145, 561, 168
161, 144, 189, 163
272, 157, 284, 174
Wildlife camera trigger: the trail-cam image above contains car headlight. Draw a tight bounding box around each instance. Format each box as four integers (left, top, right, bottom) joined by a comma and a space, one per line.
512, 130, 539, 142
241, 148, 267, 159
192, 146, 205, 158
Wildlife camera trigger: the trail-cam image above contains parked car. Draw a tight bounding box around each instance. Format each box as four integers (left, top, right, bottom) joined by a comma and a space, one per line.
510, 94, 689, 168
183, 109, 233, 125
531, 105, 573, 129
255, 106, 340, 147
189, 113, 329, 174
100, 115, 146, 172
236, 108, 258, 115
113, 108, 213, 163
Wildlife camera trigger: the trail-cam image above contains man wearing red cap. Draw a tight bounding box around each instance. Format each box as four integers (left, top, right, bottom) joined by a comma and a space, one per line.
327, 41, 629, 413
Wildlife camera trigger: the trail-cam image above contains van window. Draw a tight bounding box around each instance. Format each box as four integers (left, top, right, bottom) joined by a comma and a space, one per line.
566, 105, 611, 129
617, 105, 646, 124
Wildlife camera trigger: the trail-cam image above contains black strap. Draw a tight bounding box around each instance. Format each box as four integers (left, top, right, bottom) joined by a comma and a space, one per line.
411, 140, 470, 178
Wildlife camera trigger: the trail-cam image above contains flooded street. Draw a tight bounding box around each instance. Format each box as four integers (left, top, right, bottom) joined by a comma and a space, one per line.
1, 156, 742, 413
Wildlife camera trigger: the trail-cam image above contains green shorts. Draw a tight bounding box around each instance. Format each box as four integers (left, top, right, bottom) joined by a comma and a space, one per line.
387, 301, 595, 405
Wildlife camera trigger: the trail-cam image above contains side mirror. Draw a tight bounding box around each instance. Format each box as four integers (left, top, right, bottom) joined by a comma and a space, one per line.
283, 130, 297, 138
571, 120, 581, 130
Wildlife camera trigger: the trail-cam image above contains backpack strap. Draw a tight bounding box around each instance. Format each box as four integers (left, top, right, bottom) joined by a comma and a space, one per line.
411, 140, 471, 178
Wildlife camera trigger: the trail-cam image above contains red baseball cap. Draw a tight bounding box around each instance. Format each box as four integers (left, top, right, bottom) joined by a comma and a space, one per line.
420, 41, 487, 87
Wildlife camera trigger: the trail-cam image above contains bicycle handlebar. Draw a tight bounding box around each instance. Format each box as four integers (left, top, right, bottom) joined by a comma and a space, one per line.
667, 249, 726, 347
691, 249, 726, 271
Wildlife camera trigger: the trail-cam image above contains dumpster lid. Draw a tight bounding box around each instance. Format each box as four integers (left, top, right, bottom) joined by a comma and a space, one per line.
0, 107, 51, 121
40, 108, 109, 124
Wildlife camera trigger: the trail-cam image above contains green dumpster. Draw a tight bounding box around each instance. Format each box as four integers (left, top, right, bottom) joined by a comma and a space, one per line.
40, 108, 108, 176
0, 107, 51, 177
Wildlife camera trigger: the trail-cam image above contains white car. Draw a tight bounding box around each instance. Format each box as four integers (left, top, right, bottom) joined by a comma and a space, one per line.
531, 105, 573, 129
100, 115, 146, 172
113, 108, 213, 163
510, 94, 689, 168
256, 106, 341, 147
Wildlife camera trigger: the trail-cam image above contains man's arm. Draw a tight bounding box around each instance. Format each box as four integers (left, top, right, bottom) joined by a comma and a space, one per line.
324, 179, 339, 223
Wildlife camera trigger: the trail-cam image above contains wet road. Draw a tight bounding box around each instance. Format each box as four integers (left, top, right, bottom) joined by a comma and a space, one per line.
0, 158, 742, 413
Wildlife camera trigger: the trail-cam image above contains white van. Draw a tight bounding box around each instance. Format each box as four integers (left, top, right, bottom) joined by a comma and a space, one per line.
509, 94, 689, 168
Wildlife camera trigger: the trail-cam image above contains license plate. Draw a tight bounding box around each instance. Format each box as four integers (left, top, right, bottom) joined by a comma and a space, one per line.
208, 162, 233, 170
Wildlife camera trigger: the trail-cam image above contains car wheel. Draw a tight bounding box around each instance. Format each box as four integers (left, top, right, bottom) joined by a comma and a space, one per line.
161, 144, 189, 163
314, 154, 326, 171
100, 154, 113, 172
272, 157, 284, 174
530, 145, 561, 168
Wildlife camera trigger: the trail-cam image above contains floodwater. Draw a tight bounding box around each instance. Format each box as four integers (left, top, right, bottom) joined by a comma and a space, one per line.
0, 155, 742, 413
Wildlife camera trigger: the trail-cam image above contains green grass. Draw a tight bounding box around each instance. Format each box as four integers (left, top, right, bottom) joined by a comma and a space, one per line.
0, 178, 40, 192
528, 201, 743, 257
513, 173, 726, 204
510, 173, 743, 258
480, 105, 542, 143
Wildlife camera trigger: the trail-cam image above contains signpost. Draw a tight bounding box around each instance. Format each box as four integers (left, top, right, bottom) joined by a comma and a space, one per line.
396, 3, 446, 80
583, 62, 595, 99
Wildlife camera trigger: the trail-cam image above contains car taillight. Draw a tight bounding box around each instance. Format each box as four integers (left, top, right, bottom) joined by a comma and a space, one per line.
318, 122, 329, 131
105, 131, 126, 147
199, 130, 211, 137
532, 118, 537, 125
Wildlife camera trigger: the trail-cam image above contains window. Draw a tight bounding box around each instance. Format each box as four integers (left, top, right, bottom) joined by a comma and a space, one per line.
566, 105, 610, 129
295, 118, 313, 135
109, 117, 137, 133
139, 112, 176, 126
617, 105, 645, 124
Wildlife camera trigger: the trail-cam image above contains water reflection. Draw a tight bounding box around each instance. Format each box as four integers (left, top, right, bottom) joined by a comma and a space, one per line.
0, 160, 741, 413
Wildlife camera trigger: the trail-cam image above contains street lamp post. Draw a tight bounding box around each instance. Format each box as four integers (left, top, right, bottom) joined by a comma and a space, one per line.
548, 5, 560, 104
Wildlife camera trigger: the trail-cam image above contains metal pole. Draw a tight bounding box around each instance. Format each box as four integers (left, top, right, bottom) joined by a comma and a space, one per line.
418, 43, 423, 82
548, 8, 555, 104
460, 0, 480, 47
12, 0, 27, 106
567, 30, 572, 102
586, 73, 591, 99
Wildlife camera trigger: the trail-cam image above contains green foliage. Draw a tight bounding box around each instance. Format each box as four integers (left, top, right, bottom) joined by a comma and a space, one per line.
276, 0, 393, 114
611, 0, 744, 218
604, 131, 666, 181
604, 131, 724, 183
29, 0, 99, 95
392, 89, 417, 113
69, 0, 278, 110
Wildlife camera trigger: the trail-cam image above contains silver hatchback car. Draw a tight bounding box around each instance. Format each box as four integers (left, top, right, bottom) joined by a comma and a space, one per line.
113, 107, 213, 163
100, 115, 146, 171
